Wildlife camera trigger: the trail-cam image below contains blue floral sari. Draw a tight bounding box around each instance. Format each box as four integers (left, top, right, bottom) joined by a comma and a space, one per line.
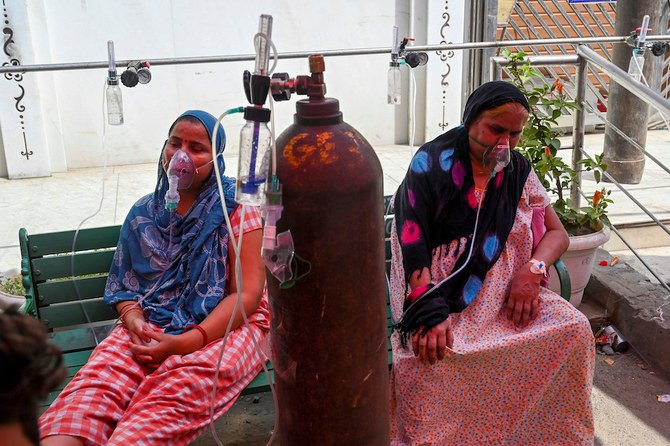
104, 110, 237, 334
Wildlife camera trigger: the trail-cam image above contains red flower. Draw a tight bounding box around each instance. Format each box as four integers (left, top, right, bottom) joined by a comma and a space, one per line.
552, 78, 564, 94
544, 146, 551, 157
592, 190, 603, 206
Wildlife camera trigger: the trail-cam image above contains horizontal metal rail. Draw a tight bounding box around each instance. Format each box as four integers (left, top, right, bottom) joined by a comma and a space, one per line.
489, 54, 580, 79
577, 45, 670, 117
606, 223, 670, 293
579, 179, 670, 292
578, 149, 670, 240
1, 35, 669, 74
581, 101, 670, 176
491, 49, 670, 287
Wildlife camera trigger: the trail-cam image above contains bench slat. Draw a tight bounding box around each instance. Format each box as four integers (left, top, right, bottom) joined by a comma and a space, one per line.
31, 251, 116, 282
37, 275, 109, 305
50, 325, 114, 352
62, 349, 94, 368
28, 225, 121, 257
39, 299, 117, 329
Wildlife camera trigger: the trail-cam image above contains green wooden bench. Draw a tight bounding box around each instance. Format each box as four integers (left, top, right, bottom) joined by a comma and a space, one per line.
19, 195, 569, 413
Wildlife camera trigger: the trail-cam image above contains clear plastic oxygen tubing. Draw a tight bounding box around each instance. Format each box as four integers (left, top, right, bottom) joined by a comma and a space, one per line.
208, 31, 279, 445
385, 62, 418, 294
69, 78, 112, 345
71, 81, 179, 346
630, 49, 670, 133
629, 14, 669, 131
407, 63, 418, 158
209, 106, 279, 446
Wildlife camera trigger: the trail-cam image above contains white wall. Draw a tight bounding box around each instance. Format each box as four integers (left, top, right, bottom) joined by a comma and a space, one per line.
0, 0, 469, 177
13, 0, 397, 174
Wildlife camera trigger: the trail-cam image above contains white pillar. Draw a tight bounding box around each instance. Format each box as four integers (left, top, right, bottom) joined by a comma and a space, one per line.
425, 0, 467, 141
0, 0, 52, 178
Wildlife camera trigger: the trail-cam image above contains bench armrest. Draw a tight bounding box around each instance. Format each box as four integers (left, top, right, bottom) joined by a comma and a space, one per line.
552, 258, 571, 302
19, 228, 37, 316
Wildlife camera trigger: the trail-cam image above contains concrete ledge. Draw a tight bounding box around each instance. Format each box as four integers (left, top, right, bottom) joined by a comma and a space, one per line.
584, 248, 670, 381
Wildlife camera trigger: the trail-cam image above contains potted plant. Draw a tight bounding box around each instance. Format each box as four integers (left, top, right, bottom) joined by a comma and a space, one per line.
503, 50, 612, 306
0, 274, 27, 312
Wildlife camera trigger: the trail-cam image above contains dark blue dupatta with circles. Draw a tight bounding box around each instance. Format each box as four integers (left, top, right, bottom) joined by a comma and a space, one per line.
393, 126, 530, 344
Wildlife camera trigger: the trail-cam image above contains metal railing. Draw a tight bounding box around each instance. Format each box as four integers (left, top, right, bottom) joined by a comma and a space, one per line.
2, 35, 669, 289
491, 48, 670, 292
1, 35, 670, 74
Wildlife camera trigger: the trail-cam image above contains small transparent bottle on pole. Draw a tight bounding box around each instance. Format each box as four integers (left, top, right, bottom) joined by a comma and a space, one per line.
236, 107, 271, 206
387, 62, 401, 105
105, 40, 123, 125
627, 48, 645, 83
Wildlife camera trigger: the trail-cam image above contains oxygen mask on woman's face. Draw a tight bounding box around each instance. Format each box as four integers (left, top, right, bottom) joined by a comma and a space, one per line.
482, 137, 511, 175
166, 149, 196, 190
163, 148, 218, 211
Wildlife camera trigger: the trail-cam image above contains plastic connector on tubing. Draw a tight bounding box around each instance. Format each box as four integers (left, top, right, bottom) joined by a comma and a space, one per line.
165, 175, 179, 212
261, 176, 283, 250
262, 224, 278, 251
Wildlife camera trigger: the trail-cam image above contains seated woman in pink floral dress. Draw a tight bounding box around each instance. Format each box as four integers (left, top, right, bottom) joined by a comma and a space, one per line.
390, 82, 594, 445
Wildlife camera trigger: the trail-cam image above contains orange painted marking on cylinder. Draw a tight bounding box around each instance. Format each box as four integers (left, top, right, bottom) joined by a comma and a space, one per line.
316, 132, 338, 164
344, 131, 361, 155
283, 133, 313, 168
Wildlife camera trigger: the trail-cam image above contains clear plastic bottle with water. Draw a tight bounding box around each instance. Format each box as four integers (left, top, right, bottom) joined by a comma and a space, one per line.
106, 79, 124, 125
627, 48, 645, 83
236, 107, 271, 206
387, 62, 401, 105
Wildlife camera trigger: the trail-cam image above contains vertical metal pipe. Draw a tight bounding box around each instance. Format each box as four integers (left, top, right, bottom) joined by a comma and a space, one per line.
408, 0, 415, 145
489, 58, 501, 81
409, 0, 415, 42
602, 0, 665, 184
571, 57, 588, 208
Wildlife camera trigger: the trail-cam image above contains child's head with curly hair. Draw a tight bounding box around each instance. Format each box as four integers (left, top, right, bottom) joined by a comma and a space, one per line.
0, 310, 66, 445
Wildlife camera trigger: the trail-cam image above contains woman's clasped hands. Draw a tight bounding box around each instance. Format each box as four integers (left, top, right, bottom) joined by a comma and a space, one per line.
124, 312, 192, 367
412, 317, 455, 365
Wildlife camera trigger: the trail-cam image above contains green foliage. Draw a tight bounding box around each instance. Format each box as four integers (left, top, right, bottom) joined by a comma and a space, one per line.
502, 50, 611, 236
0, 275, 24, 296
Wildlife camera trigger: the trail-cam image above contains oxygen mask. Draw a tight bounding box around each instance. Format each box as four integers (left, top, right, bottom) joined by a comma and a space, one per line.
262, 230, 295, 284
482, 137, 511, 175
163, 149, 216, 212
166, 149, 196, 190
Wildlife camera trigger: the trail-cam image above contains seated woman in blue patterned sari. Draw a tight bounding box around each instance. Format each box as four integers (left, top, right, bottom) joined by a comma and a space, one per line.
40, 110, 270, 446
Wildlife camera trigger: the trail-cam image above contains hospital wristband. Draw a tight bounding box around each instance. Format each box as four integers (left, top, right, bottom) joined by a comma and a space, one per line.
529, 259, 548, 278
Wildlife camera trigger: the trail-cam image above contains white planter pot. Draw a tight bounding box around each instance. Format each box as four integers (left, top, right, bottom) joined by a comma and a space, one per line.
0, 290, 26, 312
548, 225, 611, 307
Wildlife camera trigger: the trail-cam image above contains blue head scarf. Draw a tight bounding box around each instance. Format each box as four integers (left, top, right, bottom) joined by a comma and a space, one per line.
104, 110, 238, 334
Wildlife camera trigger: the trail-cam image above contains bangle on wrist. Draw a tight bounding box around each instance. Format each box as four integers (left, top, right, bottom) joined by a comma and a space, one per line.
186, 324, 209, 348
120, 308, 143, 325
118, 303, 141, 320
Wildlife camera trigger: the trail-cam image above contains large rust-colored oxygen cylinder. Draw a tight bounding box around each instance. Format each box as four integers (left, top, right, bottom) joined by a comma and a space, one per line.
269, 55, 389, 445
